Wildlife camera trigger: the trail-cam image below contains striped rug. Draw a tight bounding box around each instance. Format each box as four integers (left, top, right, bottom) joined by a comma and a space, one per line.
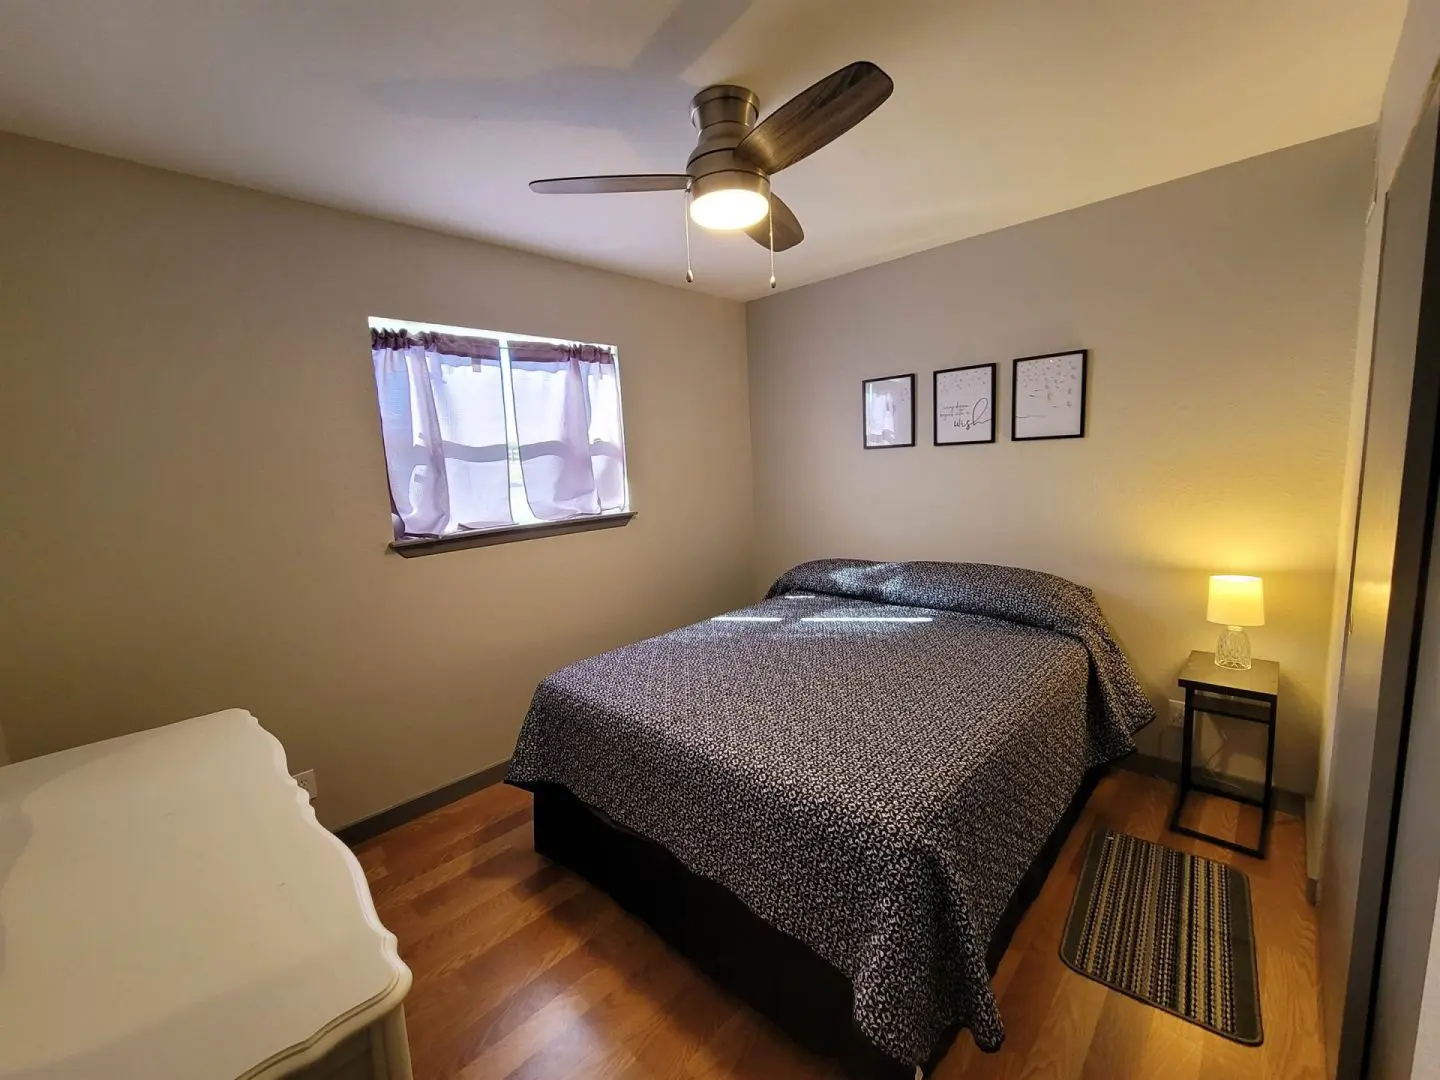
1059, 830, 1262, 1044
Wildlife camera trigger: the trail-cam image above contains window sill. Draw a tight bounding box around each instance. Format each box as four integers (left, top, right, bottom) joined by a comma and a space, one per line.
389, 511, 635, 558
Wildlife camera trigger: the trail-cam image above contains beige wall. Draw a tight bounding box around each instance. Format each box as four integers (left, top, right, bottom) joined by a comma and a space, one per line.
747, 129, 1372, 795
0, 133, 754, 828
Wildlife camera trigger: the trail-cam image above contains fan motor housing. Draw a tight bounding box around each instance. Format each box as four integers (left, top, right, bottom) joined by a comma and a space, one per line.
687, 84, 764, 184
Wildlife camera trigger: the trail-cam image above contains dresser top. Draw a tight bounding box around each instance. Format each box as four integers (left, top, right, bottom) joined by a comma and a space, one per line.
1178, 649, 1280, 699
0, 710, 410, 1080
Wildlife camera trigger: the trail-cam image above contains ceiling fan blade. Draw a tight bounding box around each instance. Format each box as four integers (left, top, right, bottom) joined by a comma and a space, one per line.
734, 61, 893, 175
745, 194, 804, 252
529, 174, 690, 195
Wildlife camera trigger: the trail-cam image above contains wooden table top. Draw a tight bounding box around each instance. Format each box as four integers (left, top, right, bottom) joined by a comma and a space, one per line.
1178, 649, 1280, 700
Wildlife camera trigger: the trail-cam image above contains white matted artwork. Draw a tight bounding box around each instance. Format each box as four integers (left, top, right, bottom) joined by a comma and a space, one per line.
933, 363, 996, 445
862, 373, 915, 448
1011, 349, 1088, 440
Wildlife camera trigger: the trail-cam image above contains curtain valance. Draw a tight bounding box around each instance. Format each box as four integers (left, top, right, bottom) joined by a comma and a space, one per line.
370, 327, 501, 361
507, 341, 615, 365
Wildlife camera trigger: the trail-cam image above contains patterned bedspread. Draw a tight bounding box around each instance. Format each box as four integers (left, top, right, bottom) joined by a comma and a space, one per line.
507, 560, 1154, 1065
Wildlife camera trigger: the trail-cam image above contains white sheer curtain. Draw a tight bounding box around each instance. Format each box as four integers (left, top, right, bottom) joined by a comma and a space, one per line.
509, 342, 628, 520
371, 329, 513, 537
584, 356, 627, 510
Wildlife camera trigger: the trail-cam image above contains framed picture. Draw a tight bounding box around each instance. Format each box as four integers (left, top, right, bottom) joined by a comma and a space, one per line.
862, 373, 915, 449
1011, 349, 1088, 440
934, 362, 996, 445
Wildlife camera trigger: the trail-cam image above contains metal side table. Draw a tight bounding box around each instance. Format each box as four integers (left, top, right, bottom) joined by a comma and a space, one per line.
1168, 649, 1279, 859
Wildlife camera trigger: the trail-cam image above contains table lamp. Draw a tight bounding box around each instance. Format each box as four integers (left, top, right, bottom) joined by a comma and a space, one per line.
1207, 575, 1265, 670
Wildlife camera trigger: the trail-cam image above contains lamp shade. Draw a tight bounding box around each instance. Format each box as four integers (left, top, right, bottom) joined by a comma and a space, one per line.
1207, 575, 1265, 627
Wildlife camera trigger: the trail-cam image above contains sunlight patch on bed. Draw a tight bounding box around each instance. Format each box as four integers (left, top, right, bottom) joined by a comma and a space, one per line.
801, 616, 933, 623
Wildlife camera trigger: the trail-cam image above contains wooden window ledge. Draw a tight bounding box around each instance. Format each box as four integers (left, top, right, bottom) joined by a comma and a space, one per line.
389, 512, 635, 558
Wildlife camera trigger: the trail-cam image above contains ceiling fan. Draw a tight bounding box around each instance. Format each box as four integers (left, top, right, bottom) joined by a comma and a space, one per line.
529, 61, 894, 282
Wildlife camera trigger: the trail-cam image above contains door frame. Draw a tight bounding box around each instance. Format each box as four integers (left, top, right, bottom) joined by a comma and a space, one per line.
1330, 87, 1440, 1079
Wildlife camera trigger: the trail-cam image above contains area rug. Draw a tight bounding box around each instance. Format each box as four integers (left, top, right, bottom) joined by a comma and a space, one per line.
1059, 829, 1262, 1044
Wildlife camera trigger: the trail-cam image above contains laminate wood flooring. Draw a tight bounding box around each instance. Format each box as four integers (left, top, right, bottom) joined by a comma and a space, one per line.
354, 769, 1322, 1079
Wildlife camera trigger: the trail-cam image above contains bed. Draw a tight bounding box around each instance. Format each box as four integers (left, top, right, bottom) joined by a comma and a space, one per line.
507, 559, 1154, 1078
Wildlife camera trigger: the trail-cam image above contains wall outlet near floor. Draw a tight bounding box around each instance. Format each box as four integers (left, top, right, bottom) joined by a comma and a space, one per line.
1168, 700, 1186, 728
293, 769, 319, 801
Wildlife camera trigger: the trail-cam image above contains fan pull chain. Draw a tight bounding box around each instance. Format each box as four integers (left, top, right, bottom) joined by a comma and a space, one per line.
768, 199, 777, 290
684, 184, 695, 284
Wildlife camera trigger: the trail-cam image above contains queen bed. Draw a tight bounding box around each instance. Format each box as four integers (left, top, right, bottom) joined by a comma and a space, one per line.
507, 559, 1154, 1078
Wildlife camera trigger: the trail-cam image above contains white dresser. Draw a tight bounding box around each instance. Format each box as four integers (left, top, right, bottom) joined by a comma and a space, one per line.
0, 710, 412, 1080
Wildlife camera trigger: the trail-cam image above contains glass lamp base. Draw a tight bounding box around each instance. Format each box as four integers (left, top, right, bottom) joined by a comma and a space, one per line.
1215, 626, 1252, 670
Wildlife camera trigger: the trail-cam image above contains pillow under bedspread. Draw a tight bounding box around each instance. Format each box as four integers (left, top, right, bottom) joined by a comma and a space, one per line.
507, 560, 1154, 1065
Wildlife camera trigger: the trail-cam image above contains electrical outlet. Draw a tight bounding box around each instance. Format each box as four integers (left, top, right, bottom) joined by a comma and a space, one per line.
293, 769, 319, 801
1168, 700, 1186, 728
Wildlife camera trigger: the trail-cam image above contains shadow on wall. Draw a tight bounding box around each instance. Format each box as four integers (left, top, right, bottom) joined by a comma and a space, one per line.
365, 0, 751, 164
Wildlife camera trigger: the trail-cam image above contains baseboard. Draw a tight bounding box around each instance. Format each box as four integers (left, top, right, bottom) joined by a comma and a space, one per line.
335, 759, 511, 847
1305, 796, 1322, 906
1115, 752, 1307, 819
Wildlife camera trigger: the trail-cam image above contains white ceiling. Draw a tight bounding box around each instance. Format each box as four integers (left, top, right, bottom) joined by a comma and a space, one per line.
0, 1, 1405, 301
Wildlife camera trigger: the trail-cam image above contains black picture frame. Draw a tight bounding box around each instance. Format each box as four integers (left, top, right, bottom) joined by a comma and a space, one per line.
861, 373, 916, 449
1011, 349, 1088, 441
933, 362, 998, 446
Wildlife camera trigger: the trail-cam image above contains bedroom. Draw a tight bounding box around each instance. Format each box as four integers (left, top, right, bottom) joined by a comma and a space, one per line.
1, 1, 1439, 1078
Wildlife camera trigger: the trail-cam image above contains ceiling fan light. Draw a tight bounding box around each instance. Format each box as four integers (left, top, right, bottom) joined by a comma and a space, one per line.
690, 188, 768, 231
688, 171, 771, 231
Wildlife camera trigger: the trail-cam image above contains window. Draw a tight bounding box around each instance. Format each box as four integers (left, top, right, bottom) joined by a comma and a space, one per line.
369, 317, 630, 549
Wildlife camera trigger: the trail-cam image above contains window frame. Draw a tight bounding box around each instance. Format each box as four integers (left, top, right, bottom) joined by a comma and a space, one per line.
370, 317, 634, 556
388, 509, 635, 557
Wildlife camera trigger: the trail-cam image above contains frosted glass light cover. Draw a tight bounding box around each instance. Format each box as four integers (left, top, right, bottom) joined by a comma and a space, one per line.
689, 188, 769, 231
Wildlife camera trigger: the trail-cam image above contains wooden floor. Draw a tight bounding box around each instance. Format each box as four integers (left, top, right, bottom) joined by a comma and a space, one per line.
354, 770, 1323, 1080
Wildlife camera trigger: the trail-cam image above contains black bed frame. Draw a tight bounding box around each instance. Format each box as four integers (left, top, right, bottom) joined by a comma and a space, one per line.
524, 765, 1107, 1080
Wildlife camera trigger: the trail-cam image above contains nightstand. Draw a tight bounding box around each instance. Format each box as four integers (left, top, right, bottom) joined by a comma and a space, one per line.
1168, 649, 1279, 859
